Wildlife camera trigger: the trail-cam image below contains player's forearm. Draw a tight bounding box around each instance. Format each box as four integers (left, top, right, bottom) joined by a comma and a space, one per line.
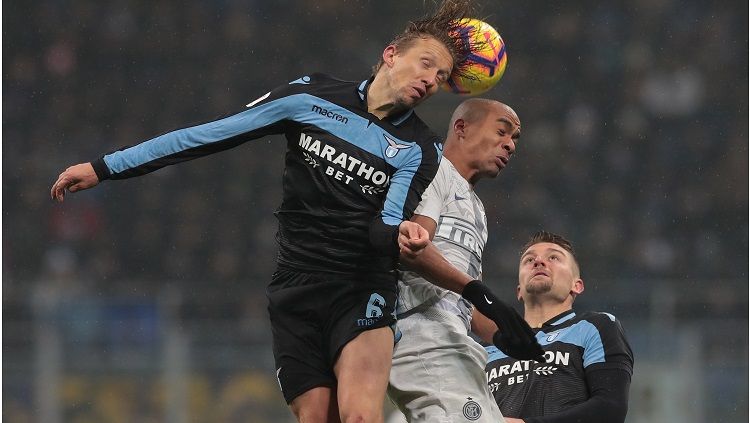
470, 309, 498, 344
524, 369, 630, 423
400, 242, 472, 293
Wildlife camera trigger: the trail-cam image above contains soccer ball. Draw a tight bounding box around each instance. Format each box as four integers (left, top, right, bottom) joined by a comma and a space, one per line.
442, 18, 507, 96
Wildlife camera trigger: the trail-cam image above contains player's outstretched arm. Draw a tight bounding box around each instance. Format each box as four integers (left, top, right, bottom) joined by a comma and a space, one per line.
398, 216, 544, 360
51, 162, 99, 202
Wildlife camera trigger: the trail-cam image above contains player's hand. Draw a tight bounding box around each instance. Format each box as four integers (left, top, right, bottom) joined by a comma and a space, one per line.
462, 280, 545, 362
398, 220, 429, 259
504, 418, 525, 423
51, 162, 100, 202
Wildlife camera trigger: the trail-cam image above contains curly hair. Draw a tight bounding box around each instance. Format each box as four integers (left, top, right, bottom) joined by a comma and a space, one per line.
372, 0, 483, 79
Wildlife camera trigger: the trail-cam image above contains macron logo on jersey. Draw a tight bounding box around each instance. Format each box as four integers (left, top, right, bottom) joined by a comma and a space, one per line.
312, 104, 349, 124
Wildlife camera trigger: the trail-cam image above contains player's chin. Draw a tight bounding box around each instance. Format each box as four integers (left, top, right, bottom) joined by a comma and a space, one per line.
401, 92, 429, 108
484, 165, 501, 178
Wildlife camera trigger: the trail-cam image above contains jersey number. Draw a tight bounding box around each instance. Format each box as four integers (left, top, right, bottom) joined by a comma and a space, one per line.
366, 293, 386, 318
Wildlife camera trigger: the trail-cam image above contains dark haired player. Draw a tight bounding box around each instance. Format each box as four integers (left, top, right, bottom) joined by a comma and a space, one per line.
476, 232, 634, 423
389, 98, 544, 423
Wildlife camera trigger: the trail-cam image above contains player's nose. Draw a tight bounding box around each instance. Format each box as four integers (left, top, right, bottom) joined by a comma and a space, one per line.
502, 139, 516, 155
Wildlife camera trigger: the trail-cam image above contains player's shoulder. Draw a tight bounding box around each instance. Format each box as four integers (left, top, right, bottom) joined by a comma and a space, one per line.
576, 311, 624, 332
405, 110, 440, 140
434, 157, 466, 185
275, 73, 357, 94
435, 156, 455, 177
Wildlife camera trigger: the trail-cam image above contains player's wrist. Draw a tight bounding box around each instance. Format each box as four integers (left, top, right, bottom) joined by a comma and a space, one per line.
90, 158, 110, 181
462, 280, 493, 302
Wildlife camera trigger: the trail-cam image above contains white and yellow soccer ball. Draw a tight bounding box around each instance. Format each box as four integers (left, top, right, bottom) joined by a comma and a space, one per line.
442, 18, 508, 96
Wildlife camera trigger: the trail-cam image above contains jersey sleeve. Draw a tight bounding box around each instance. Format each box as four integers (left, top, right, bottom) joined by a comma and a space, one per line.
524, 368, 631, 423
368, 137, 442, 254
583, 313, 634, 375
412, 159, 450, 224
91, 78, 307, 181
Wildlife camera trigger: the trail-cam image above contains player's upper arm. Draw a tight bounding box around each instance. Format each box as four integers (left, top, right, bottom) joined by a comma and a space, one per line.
411, 214, 437, 240
583, 312, 634, 375
370, 136, 441, 254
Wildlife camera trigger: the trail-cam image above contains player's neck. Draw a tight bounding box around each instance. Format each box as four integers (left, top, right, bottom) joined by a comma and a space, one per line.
443, 152, 477, 188
367, 76, 407, 120
523, 302, 572, 329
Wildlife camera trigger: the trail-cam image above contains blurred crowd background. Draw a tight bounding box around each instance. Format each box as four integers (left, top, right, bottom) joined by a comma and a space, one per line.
3, 0, 747, 422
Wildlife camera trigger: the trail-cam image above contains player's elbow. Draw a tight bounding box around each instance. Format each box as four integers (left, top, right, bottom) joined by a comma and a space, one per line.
369, 218, 400, 255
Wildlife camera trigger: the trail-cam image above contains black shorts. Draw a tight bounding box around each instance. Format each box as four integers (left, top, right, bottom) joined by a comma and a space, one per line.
267, 268, 398, 404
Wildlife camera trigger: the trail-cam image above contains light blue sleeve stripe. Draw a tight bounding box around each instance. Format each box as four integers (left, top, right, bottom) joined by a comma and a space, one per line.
381, 157, 421, 225
581, 323, 606, 367
103, 92, 424, 220
103, 94, 295, 174
545, 320, 605, 367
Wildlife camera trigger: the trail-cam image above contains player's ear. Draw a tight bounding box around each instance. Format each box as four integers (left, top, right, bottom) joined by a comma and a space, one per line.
382, 45, 397, 67
571, 278, 584, 296
516, 284, 522, 302
453, 118, 466, 138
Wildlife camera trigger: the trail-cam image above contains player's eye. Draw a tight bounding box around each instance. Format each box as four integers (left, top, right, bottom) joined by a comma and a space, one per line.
549, 255, 559, 261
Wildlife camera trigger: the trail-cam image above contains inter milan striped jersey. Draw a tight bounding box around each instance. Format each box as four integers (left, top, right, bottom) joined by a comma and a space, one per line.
397, 158, 487, 326
485, 310, 634, 418
91, 74, 442, 274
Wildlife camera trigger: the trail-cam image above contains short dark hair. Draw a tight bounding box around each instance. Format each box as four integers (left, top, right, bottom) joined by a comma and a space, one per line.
372, 0, 479, 77
520, 231, 578, 265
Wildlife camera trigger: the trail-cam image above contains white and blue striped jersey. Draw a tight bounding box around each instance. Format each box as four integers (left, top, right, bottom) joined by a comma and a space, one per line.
397, 158, 488, 326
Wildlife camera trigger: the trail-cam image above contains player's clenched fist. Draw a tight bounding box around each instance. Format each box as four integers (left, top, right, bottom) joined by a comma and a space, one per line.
398, 220, 429, 259
50, 162, 99, 202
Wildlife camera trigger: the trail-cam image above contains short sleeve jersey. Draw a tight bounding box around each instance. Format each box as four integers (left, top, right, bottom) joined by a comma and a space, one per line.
485, 310, 634, 418
397, 158, 488, 323
92, 74, 442, 274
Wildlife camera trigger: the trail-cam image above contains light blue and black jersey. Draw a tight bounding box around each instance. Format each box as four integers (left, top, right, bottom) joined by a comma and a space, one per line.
485, 310, 634, 421
91, 73, 442, 274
